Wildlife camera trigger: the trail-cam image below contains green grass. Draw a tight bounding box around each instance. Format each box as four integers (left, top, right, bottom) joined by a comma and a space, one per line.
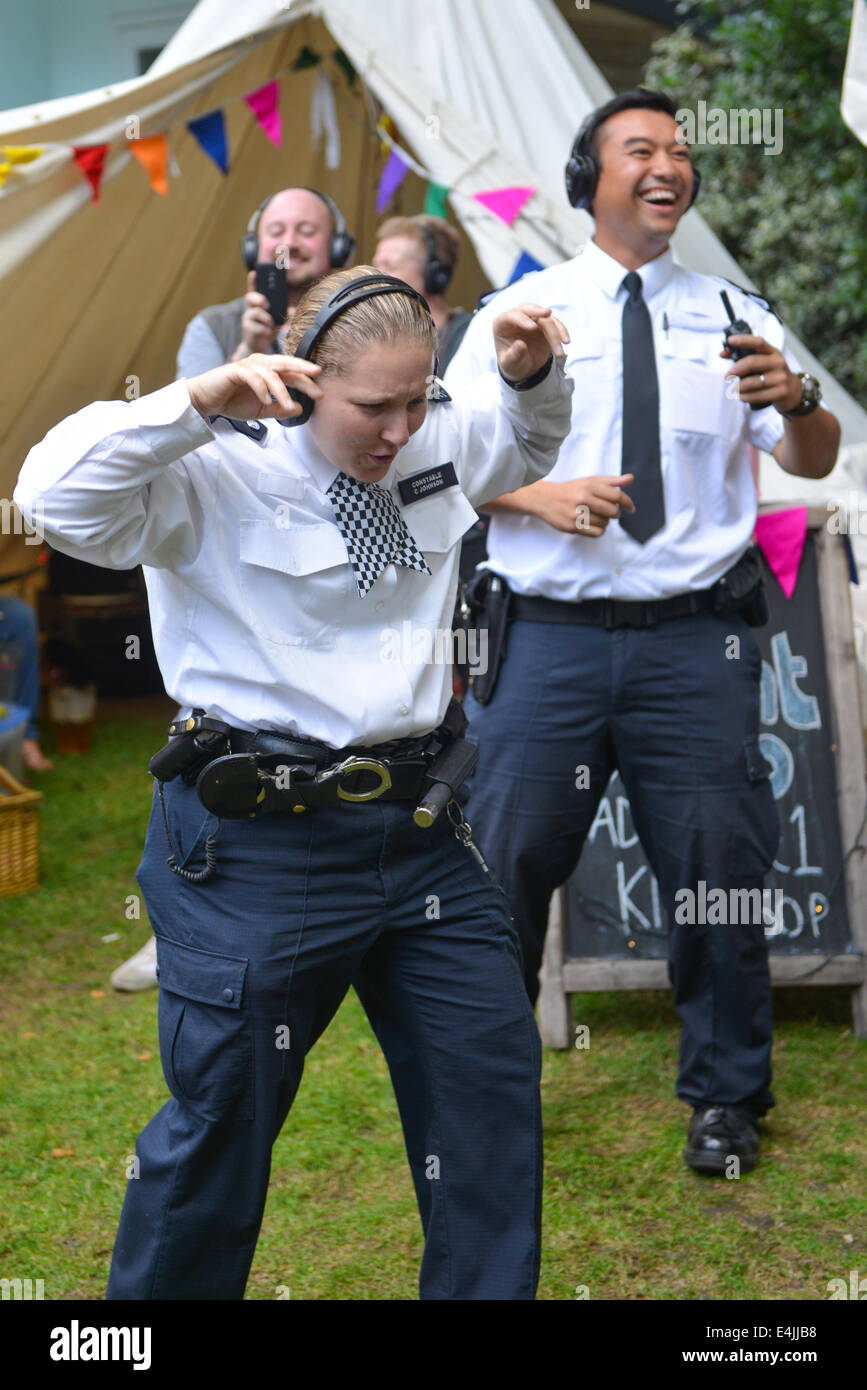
1, 700, 865, 1300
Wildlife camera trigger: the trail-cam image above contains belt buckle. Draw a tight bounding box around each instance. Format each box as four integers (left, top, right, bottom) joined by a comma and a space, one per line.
604, 600, 657, 630
319, 756, 393, 803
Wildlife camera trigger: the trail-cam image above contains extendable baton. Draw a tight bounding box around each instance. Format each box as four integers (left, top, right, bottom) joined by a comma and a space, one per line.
413, 737, 479, 827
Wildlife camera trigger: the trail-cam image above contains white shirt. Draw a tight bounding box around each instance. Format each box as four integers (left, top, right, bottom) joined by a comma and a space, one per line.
15, 366, 572, 748
446, 241, 799, 602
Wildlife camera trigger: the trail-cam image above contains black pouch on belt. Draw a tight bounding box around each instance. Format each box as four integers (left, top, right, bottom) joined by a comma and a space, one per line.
463, 570, 512, 706
711, 545, 769, 628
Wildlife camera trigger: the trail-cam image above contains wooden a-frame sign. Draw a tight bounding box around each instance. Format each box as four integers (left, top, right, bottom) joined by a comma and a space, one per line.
538, 507, 867, 1046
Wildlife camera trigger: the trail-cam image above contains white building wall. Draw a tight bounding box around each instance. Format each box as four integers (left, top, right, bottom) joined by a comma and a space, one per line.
0, 0, 194, 109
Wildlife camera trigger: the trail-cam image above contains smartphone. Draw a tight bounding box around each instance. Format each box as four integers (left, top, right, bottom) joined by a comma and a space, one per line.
255, 261, 289, 327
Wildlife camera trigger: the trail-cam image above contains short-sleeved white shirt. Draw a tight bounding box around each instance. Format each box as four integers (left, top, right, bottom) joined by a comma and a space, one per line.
446, 240, 798, 602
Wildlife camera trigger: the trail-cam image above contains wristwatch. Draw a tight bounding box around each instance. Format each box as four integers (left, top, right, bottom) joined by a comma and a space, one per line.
782, 372, 822, 418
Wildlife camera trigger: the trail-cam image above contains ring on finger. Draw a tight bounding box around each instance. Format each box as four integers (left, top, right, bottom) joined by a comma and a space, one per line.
760, 373, 766, 387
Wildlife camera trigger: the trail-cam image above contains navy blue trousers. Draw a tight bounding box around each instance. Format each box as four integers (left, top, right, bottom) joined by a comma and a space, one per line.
463, 609, 779, 1117
106, 779, 542, 1300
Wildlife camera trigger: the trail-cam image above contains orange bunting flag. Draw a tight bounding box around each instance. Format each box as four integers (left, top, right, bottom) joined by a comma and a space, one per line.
72, 144, 109, 203
129, 134, 169, 195
0, 145, 44, 187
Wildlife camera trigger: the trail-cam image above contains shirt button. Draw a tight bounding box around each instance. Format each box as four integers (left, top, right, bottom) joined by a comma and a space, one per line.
376, 601, 385, 612
399, 705, 409, 716
615, 567, 622, 575
222, 988, 234, 1002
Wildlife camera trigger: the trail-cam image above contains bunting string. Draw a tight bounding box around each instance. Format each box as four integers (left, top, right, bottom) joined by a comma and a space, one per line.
0, 45, 545, 278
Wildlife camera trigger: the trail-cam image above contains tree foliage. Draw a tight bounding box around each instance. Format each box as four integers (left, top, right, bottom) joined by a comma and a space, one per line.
645, 0, 867, 405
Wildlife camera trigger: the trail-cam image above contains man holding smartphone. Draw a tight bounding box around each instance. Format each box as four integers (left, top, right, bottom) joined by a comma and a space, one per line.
175, 187, 356, 378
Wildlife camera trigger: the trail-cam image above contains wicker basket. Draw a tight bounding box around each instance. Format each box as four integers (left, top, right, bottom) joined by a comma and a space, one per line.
0, 764, 42, 898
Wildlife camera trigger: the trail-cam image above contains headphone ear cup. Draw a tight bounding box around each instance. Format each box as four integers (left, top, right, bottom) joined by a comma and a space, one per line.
241, 231, 259, 270
565, 152, 598, 211
423, 260, 452, 297
329, 231, 356, 268
282, 386, 315, 427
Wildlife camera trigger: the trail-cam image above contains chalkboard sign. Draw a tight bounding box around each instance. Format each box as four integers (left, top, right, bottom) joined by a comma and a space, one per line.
538, 513, 867, 1045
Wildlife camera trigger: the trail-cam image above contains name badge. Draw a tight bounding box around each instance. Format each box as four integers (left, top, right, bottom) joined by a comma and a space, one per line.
397, 461, 458, 506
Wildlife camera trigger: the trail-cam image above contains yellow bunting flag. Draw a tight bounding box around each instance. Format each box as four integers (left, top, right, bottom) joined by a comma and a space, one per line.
129, 134, 169, 195
0, 145, 44, 187
378, 114, 395, 157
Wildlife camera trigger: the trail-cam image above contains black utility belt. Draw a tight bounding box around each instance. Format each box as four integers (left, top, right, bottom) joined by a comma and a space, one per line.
148, 699, 478, 827
461, 546, 768, 706
511, 589, 715, 629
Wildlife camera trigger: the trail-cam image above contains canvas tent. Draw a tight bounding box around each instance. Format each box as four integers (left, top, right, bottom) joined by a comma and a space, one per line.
2, 0, 866, 573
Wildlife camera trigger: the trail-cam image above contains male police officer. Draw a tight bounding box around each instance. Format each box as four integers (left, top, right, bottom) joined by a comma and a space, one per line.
446, 90, 840, 1174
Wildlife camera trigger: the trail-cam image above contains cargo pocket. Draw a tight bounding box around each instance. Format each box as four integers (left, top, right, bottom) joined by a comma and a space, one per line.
156, 936, 253, 1122
725, 736, 780, 882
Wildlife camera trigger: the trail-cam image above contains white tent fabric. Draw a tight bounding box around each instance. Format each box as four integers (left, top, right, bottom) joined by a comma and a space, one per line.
1, 0, 865, 530
843, 0, 867, 146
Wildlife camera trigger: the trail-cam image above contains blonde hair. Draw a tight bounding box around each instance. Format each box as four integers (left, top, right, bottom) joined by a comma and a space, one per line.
284, 265, 436, 376
376, 215, 461, 272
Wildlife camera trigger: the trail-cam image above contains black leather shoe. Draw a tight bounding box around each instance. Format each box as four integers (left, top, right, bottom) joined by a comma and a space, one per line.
684, 1105, 760, 1175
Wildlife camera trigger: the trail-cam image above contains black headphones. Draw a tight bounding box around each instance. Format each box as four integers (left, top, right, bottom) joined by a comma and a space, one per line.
418, 221, 453, 297
564, 113, 701, 213
241, 188, 356, 270
285, 273, 434, 426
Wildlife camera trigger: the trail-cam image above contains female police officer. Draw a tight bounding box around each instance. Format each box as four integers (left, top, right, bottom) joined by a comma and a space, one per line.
15, 267, 571, 1300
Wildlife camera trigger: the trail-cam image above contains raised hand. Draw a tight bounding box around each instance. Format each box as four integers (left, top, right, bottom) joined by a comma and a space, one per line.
186, 354, 323, 422
493, 304, 570, 382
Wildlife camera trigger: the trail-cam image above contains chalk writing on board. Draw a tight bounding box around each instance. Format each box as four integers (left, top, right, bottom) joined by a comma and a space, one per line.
567, 531, 850, 958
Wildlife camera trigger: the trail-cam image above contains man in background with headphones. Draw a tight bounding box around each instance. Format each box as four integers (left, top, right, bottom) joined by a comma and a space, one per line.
372, 215, 471, 372
175, 187, 356, 379
446, 89, 840, 1175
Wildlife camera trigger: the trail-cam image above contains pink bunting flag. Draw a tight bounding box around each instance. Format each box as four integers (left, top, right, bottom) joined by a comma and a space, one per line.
754, 507, 808, 599
244, 81, 282, 148
473, 185, 535, 226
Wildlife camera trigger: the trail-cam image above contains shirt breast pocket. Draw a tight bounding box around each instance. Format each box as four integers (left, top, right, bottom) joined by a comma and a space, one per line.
398, 486, 479, 564
660, 341, 744, 442
238, 518, 351, 647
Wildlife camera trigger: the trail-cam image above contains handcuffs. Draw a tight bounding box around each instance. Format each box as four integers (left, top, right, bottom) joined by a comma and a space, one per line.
148, 708, 487, 883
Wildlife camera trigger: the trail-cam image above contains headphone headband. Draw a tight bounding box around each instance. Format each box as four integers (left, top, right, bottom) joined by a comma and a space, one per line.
241, 188, 356, 270
284, 274, 434, 426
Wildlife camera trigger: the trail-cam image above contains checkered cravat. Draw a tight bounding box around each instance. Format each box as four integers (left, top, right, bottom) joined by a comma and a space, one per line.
327, 472, 432, 598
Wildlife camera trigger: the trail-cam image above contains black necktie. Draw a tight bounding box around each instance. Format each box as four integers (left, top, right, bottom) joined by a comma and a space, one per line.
619, 270, 665, 544
327, 472, 431, 598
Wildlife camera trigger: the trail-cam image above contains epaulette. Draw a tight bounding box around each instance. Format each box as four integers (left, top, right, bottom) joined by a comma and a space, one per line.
427, 377, 452, 403
208, 414, 268, 441
719, 278, 781, 324
477, 284, 507, 312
